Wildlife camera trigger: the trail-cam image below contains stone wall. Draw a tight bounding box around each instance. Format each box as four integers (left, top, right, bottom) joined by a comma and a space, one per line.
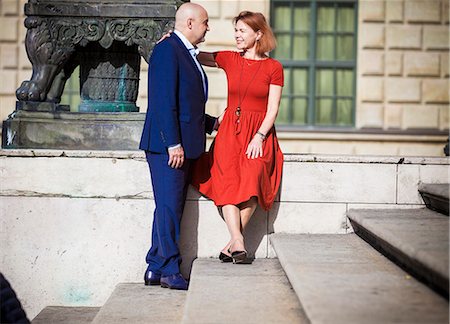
1, 149, 448, 318
0, 0, 28, 122
357, 0, 449, 131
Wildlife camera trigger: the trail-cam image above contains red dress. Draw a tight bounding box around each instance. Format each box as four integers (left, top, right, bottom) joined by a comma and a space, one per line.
192, 51, 284, 211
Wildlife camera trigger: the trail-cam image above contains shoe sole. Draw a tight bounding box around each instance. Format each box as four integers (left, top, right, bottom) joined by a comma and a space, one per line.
232, 251, 247, 264
160, 283, 187, 290
144, 281, 161, 286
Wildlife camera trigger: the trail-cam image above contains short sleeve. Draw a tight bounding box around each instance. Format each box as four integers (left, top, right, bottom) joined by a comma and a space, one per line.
214, 51, 234, 70
270, 60, 284, 87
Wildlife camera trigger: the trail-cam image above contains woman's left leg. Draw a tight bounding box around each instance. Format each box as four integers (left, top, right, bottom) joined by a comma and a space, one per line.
239, 197, 258, 232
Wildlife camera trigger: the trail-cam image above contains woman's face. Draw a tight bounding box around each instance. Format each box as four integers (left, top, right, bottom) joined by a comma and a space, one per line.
234, 20, 259, 51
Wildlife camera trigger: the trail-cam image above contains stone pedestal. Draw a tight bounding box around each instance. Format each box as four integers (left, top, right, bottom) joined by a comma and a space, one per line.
2, 0, 186, 150
2, 110, 144, 150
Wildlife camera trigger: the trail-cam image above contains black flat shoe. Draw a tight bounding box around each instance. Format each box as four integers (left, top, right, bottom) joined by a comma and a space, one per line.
231, 250, 247, 264
219, 252, 233, 263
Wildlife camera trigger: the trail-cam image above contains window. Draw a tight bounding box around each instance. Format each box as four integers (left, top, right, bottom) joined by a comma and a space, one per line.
271, 0, 357, 127
60, 67, 81, 112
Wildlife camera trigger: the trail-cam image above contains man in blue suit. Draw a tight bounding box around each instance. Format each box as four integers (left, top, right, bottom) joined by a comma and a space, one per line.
139, 2, 216, 290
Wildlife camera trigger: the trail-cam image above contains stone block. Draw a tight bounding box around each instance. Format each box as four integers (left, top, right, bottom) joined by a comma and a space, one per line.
357, 103, 384, 128
17, 70, 32, 89
0, 44, 18, 69
221, 0, 240, 19
360, 0, 385, 22
401, 104, 440, 129
439, 105, 449, 130
1, 0, 19, 15
353, 142, 400, 156
204, 18, 235, 45
18, 45, 32, 69
444, 0, 449, 23
441, 53, 449, 77
423, 79, 449, 103
205, 68, 227, 98
405, 0, 441, 23
360, 50, 384, 75
0, 196, 153, 320
424, 26, 449, 50
140, 60, 148, 71
136, 97, 147, 113
278, 140, 311, 155
385, 51, 403, 76
0, 95, 16, 121
404, 52, 440, 76
0, 70, 17, 94
358, 76, 384, 102
269, 202, 348, 234
397, 164, 449, 204
386, 0, 404, 22
138, 74, 147, 98
279, 162, 397, 204
181, 200, 268, 262
399, 143, 447, 156
0, 17, 18, 41
303, 141, 355, 155
194, 0, 220, 18
19, 21, 28, 45
386, 25, 422, 49
239, 1, 267, 16
386, 77, 421, 103
384, 104, 403, 128
205, 98, 227, 117
359, 23, 385, 49
1, 156, 152, 199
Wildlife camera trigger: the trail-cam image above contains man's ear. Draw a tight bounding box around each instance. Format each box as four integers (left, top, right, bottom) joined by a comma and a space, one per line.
187, 18, 193, 29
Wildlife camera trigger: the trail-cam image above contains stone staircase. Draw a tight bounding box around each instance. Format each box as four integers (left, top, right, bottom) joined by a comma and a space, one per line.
32, 184, 449, 323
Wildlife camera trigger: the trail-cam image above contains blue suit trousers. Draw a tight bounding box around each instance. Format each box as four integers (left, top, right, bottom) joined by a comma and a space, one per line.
145, 151, 191, 275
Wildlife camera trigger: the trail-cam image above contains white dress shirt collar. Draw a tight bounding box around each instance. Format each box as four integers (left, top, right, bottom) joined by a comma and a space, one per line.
173, 30, 199, 55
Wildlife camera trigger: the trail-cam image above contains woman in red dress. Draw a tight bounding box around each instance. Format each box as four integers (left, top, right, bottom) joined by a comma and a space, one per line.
192, 11, 284, 263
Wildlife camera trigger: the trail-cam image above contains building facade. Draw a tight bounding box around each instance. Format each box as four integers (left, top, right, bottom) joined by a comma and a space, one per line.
0, 0, 448, 155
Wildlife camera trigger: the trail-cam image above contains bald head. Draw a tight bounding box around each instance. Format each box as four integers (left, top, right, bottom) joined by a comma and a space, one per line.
175, 2, 209, 45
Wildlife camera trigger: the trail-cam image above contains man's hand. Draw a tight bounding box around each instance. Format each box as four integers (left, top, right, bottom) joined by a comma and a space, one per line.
168, 146, 185, 168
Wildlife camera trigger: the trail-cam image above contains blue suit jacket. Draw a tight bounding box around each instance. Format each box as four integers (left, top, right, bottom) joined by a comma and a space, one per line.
139, 33, 215, 159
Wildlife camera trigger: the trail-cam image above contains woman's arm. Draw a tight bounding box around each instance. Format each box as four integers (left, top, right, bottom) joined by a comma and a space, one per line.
197, 52, 217, 67
245, 84, 282, 159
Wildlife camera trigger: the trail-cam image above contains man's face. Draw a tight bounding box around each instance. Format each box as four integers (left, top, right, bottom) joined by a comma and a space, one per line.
191, 10, 209, 45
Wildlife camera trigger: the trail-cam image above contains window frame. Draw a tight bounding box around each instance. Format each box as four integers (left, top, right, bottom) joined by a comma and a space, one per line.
270, 0, 358, 129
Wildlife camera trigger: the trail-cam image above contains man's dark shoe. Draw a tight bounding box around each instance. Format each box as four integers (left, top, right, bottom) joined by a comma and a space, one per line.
144, 269, 161, 286
160, 273, 188, 290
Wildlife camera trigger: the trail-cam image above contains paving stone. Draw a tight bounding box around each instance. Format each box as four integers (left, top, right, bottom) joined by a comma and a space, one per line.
91, 283, 187, 324
271, 233, 449, 324
32, 306, 99, 324
182, 258, 309, 324
347, 208, 449, 296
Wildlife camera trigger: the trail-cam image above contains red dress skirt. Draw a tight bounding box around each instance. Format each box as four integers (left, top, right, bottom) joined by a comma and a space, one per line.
191, 51, 284, 211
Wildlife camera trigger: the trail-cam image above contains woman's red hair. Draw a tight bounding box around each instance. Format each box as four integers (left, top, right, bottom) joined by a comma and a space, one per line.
233, 11, 277, 56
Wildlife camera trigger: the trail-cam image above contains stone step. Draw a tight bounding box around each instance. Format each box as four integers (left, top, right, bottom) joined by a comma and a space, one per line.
419, 183, 449, 215
182, 258, 309, 324
91, 283, 186, 324
270, 233, 448, 324
32, 306, 100, 324
347, 208, 449, 297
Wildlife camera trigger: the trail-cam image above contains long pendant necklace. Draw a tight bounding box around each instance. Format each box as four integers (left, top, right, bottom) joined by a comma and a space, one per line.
235, 58, 263, 134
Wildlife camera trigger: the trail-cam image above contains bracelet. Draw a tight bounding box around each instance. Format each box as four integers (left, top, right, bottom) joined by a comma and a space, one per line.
256, 131, 266, 140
